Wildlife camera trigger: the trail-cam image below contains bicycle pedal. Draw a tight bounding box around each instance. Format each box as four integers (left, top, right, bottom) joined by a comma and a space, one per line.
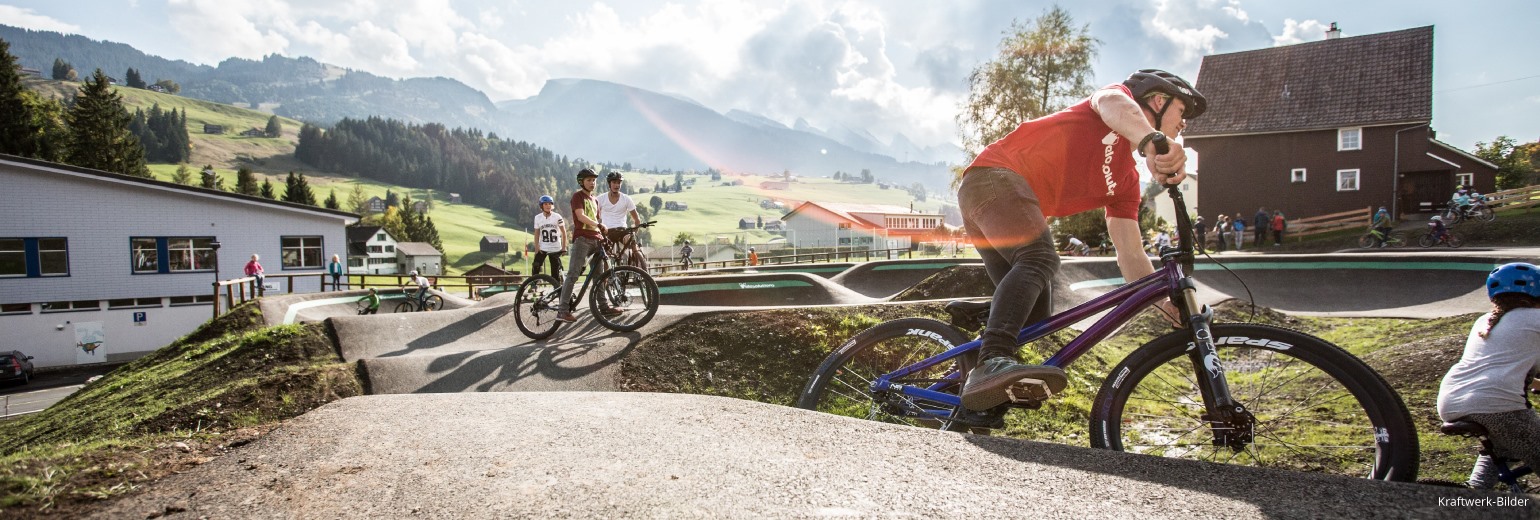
1004, 378, 1052, 403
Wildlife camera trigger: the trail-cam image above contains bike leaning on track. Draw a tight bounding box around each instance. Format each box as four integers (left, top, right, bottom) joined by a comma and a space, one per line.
513, 222, 660, 339
797, 135, 1420, 482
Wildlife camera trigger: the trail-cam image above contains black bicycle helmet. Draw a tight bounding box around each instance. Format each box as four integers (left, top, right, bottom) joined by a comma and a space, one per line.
1123, 69, 1207, 126
606, 171, 623, 182
576, 168, 598, 181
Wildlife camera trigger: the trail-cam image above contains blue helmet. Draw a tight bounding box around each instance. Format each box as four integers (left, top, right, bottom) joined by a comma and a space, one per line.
538, 195, 555, 205
1487, 263, 1540, 300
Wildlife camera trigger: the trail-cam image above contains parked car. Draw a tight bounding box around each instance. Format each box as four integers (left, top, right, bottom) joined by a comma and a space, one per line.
0, 351, 35, 385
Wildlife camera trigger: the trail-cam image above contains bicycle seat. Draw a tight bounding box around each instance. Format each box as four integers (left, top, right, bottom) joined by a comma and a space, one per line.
1440, 420, 1489, 437
945, 300, 991, 328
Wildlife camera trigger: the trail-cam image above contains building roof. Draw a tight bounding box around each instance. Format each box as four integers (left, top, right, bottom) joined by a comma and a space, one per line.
346, 225, 385, 244
395, 242, 442, 256
481, 235, 508, 243
1184, 26, 1433, 137
464, 263, 514, 275
783, 201, 937, 228
1, 153, 359, 221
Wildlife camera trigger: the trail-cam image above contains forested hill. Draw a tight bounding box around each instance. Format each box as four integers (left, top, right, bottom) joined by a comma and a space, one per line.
295, 118, 571, 220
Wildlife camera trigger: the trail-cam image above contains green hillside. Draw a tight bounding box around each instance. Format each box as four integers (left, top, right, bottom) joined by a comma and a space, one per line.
27, 77, 939, 274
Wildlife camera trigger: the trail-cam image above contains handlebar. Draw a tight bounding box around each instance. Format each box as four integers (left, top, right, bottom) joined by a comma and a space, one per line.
1152, 134, 1196, 271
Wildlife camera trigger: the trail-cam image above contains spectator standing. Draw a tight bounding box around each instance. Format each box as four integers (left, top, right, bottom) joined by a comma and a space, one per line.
1271, 211, 1286, 246
1252, 208, 1269, 247
327, 254, 345, 290
1193, 216, 1208, 254
1232, 213, 1245, 251
1214, 215, 1228, 252
244, 254, 265, 295
747, 247, 759, 266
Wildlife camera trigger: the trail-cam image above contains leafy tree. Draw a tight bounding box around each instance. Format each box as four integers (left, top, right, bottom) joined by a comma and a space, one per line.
378, 206, 407, 243
324, 189, 340, 210
235, 166, 259, 196
674, 172, 683, 192
384, 190, 399, 208
0, 37, 41, 157
649, 195, 664, 214
348, 184, 370, 214
958, 5, 1098, 163
264, 115, 282, 138
51, 58, 77, 81
861, 169, 873, 183
20, 90, 68, 161
124, 68, 146, 89
281, 171, 317, 205
171, 164, 194, 185
1474, 136, 1538, 190
673, 232, 695, 246
65, 69, 150, 177
260, 179, 276, 199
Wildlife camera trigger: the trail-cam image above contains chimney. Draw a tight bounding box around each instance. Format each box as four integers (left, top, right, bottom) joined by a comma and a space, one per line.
1325, 22, 1341, 40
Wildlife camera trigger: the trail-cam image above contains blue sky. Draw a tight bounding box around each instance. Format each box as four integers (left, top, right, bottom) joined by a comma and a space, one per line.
1, 0, 1534, 154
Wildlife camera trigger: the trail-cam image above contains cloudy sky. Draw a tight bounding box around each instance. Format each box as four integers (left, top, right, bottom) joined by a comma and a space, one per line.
1, 0, 1534, 153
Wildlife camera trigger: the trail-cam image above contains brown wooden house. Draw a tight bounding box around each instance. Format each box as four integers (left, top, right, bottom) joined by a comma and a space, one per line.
1184, 26, 1497, 221
463, 263, 518, 286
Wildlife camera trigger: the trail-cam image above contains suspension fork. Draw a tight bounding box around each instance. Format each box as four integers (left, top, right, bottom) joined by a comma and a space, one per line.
1170, 266, 1254, 449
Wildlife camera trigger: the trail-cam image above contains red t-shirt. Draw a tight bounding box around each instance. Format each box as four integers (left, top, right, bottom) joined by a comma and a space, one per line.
569, 190, 601, 239
967, 84, 1141, 220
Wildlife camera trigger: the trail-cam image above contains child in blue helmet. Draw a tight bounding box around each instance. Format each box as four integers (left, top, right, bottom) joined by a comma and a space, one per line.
1437, 262, 1540, 489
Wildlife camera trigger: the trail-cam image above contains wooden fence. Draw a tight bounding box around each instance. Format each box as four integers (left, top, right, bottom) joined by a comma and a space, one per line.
1285, 206, 1374, 240
1480, 184, 1540, 211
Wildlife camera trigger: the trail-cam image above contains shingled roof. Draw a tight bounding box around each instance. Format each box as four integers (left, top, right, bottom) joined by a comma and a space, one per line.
1184, 26, 1433, 137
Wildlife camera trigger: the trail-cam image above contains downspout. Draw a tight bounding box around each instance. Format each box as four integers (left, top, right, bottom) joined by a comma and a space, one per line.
1392, 123, 1430, 218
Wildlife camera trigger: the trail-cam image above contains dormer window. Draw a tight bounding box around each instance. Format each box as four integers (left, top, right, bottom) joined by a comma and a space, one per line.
1338, 127, 1362, 151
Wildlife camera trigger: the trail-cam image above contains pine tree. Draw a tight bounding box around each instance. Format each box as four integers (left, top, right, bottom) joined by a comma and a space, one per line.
419, 215, 444, 253
348, 184, 369, 214
171, 164, 194, 185
324, 189, 340, 210
264, 115, 282, 138
235, 166, 259, 196
281, 171, 317, 205
51, 58, 71, 80
199, 165, 224, 190
20, 90, 67, 161
65, 69, 150, 177
384, 190, 399, 208
260, 179, 276, 199
0, 37, 41, 157
125, 68, 145, 89
399, 194, 423, 241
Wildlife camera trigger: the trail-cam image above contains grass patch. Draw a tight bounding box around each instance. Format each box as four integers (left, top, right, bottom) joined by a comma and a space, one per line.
0, 302, 363, 516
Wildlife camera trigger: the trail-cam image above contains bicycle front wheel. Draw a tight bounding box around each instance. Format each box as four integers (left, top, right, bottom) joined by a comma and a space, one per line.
1386, 231, 1406, 248
514, 274, 562, 340
1089, 323, 1419, 482
796, 318, 974, 431
1446, 233, 1464, 248
1474, 206, 1495, 222
1417, 234, 1435, 248
424, 294, 444, 311
393, 301, 415, 313
1356, 234, 1375, 249
589, 266, 658, 332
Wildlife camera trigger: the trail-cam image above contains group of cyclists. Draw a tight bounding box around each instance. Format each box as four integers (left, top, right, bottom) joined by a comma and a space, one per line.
1366, 185, 1493, 248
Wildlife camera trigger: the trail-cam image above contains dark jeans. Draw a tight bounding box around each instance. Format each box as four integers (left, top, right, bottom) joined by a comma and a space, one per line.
533, 250, 565, 279
560, 236, 601, 312
958, 168, 1059, 361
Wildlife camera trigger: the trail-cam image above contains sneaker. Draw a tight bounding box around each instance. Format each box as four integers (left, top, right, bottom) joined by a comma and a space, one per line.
960, 356, 1068, 411
600, 307, 624, 317
555, 311, 577, 323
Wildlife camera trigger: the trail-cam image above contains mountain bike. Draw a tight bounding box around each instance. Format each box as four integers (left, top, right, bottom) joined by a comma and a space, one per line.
797, 136, 1419, 482
1357, 228, 1405, 248
513, 229, 660, 339
394, 289, 443, 312
604, 220, 657, 271
1417, 230, 1463, 248
1443, 201, 1495, 226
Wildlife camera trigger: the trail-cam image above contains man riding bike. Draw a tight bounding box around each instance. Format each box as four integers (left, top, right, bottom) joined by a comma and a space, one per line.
955, 68, 1202, 411
679, 240, 694, 269
556, 168, 606, 323
404, 270, 430, 309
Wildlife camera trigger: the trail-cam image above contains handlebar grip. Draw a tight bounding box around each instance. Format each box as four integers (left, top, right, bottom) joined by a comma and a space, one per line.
1151, 133, 1170, 156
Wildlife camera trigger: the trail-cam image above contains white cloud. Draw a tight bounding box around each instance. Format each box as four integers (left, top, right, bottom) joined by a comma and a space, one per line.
166, 0, 290, 62
0, 5, 82, 33
1272, 18, 1329, 46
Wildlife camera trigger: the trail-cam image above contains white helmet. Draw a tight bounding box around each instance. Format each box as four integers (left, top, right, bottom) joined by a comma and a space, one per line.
410, 270, 419, 276
1430, 216, 1442, 222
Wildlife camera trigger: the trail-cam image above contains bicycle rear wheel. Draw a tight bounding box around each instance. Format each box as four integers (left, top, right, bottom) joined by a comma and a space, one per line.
514, 274, 562, 340
589, 266, 658, 332
1356, 234, 1375, 249
1089, 323, 1419, 481
1417, 234, 1435, 248
1474, 206, 1495, 222
796, 318, 975, 431
424, 294, 444, 311
1446, 233, 1464, 248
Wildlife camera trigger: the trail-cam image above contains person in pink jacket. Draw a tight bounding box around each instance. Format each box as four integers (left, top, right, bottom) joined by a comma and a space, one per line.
244, 254, 265, 295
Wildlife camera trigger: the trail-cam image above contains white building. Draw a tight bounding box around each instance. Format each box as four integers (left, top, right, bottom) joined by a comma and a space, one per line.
396, 242, 443, 275
0, 154, 357, 368
780, 202, 944, 251
346, 225, 400, 275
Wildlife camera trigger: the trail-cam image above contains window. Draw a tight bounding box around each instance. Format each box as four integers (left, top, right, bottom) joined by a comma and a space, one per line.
376, 233, 386, 241
1291, 168, 1307, 183
1338, 127, 1362, 151
108, 297, 162, 309
132, 238, 160, 273
1337, 169, 1360, 191
1456, 173, 1474, 188
41, 300, 100, 312
0, 303, 31, 315
385, 245, 394, 253
281, 236, 323, 269
369, 245, 383, 254
1, 237, 70, 277
169, 294, 214, 306
348, 258, 364, 268
837, 223, 852, 230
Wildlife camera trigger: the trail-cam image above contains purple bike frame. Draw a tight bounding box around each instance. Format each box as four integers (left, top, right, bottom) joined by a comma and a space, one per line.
876, 260, 1183, 408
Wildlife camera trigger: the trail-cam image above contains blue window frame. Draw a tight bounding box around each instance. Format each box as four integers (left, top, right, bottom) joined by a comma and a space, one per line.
0, 237, 70, 278
130, 237, 216, 274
